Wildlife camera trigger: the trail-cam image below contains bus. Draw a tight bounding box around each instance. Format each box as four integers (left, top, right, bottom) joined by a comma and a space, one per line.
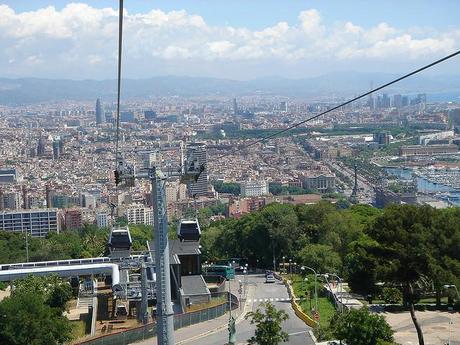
205, 265, 235, 280
215, 258, 248, 272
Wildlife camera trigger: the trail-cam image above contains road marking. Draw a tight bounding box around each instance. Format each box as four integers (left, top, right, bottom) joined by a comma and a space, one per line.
288, 330, 310, 336
247, 297, 302, 303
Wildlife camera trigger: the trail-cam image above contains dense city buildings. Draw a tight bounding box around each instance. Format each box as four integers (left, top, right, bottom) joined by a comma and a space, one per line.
0, 91, 459, 229
0, 208, 59, 237
240, 180, 269, 197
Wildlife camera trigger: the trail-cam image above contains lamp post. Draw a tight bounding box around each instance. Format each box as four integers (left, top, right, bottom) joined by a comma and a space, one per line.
443, 284, 460, 300
228, 276, 236, 345
282, 256, 286, 275
326, 273, 343, 312
244, 264, 249, 297
301, 266, 318, 313
24, 230, 29, 262
289, 259, 293, 281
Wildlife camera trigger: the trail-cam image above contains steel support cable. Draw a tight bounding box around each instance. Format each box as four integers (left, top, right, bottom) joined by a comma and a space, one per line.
115, 0, 124, 164
112, 0, 124, 219
213, 49, 460, 161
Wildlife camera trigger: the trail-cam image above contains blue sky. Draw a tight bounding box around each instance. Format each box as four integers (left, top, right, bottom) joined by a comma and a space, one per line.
1, 1, 459, 79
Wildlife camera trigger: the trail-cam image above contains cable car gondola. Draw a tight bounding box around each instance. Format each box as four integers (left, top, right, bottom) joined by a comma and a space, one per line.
108, 226, 132, 258
177, 218, 201, 242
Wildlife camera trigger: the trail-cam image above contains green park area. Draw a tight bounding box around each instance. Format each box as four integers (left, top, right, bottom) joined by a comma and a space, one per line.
291, 275, 336, 329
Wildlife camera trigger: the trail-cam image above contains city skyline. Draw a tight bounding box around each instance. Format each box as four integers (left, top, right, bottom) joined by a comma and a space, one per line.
1, 1, 459, 80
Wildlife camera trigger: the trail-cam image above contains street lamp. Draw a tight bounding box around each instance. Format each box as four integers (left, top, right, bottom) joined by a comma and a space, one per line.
282, 256, 286, 274
24, 230, 30, 262
301, 266, 318, 313
289, 259, 293, 281
228, 271, 236, 345
443, 284, 460, 300
323, 273, 344, 312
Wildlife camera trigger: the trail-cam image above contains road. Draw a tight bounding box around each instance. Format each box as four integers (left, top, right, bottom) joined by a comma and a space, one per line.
327, 160, 375, 204
184, 274, 314, 345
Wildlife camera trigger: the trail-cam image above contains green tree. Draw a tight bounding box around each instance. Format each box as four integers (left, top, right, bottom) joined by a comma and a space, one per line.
13, 275, 73, 311
128, 224, 152, 251
367, 205, 435, 345
298, 244, 341, 274
245, 302, 289, 345
380, 287, 403, 304
212, 181, 241, 195
344, 237, 379, 296
0, 290, 72, 345
333, 307, 394, 345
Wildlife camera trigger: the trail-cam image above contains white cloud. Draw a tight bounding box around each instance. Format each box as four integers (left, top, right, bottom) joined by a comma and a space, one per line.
0, 3, 458, 78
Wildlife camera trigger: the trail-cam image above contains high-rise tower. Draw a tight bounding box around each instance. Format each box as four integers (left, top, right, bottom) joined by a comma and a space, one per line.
185, 143, 208, 197
95, 98, 104, 125
37, 137, 46, 156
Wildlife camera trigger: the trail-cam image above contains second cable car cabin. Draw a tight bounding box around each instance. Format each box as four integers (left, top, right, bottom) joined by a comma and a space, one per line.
177, 218, 201, 242
108, 226, 133, 258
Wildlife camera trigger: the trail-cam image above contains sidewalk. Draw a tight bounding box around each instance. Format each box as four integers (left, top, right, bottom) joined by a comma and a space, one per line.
325, 282, 363, 310
134, 281, 255, 345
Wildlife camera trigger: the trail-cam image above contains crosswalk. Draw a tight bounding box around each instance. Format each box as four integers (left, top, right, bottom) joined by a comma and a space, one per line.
246, 297, 306, 303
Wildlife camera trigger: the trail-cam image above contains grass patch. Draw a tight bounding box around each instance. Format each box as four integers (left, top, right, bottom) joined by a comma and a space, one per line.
369, 297, 448, 305
299, 297, 336, 329
186, 296, 227, 312
291, 274, 336, 329
70, 320, 87, 341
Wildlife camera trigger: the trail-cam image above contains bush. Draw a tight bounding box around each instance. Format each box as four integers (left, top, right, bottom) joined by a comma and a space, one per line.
333, 307, 394, 345
380, 287, 402, 304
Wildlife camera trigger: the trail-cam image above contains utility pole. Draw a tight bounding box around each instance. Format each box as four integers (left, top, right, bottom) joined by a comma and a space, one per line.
24, 230, 29, 262
151, 167, 174, 345
228, 278, 236, 345
115, 146, 204, 345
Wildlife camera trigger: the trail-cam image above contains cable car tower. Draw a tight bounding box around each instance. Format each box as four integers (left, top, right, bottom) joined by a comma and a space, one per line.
114, 146, 204, 345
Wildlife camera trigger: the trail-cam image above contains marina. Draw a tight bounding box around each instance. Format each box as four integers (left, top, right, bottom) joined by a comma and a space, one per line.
385, 167, 460, 206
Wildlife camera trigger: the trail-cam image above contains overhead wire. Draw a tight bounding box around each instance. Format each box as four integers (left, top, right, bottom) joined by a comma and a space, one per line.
112, 0, 124, 219
115, 0, 124, 165
214, 49, 460, 160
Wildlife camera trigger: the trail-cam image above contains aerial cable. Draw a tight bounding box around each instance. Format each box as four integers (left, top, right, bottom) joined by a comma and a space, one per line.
115, 0, 124, 165
214, 49, 460, 160
112, 0, 124, 218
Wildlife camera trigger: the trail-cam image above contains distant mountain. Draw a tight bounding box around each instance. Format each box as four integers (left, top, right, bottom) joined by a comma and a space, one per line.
0, 73, 459, 105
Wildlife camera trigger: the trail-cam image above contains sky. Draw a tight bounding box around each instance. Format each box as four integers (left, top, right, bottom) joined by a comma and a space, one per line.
1, 1, 459, 80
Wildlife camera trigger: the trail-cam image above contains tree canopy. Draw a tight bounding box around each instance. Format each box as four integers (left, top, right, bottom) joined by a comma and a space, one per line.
0, 276, 74, 345
245, 302, 289, 345
333, 308, 394, 345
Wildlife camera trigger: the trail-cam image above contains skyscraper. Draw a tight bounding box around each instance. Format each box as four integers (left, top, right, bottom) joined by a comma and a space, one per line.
95, 98, 104, 125
52, 139, 60, 160
37, 137, 46, 156
233, 98, 238, 115
186, 142, 208, 197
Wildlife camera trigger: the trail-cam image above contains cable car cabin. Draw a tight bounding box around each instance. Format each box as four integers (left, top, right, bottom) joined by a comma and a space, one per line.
108, 226, 132, 258
177, 219, 201, 242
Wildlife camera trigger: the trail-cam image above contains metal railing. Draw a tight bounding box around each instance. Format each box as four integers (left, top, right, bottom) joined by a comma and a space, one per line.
75, 292, 238, 345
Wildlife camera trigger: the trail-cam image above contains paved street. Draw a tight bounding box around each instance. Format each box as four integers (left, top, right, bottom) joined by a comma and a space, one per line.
183, 274, 314, 345
134, 274, 314, 345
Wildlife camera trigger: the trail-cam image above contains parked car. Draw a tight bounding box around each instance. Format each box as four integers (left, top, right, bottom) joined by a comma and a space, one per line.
265, 273, 276, 283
